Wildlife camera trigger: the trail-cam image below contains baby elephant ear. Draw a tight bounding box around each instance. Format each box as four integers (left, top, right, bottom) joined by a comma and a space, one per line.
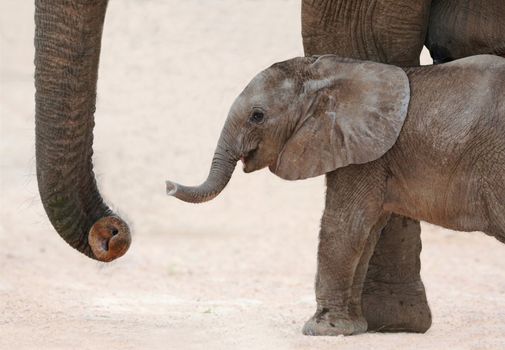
273, 56, 410, 180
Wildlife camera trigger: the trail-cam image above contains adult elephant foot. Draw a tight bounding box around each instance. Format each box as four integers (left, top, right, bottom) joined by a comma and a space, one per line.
362, 215, 432, 333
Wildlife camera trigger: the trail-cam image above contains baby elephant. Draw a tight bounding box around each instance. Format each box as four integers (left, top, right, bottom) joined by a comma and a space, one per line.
166, 54, 505, 336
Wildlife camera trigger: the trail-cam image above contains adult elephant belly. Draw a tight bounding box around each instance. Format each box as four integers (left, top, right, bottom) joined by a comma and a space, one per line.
301, 0, 432, 66
426, 0, 505, 63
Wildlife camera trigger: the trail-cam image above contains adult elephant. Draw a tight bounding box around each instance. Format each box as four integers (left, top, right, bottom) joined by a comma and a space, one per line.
302, 0, 505, 333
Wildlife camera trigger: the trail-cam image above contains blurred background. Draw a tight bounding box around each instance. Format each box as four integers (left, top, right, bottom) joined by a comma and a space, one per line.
1, 1, 504, 349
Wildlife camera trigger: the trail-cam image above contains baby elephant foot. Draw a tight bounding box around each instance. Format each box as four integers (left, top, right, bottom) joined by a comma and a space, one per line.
302, 307, 367, 336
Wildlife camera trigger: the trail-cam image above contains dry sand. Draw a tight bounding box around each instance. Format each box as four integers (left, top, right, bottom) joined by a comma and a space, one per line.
1, 1, 504, 349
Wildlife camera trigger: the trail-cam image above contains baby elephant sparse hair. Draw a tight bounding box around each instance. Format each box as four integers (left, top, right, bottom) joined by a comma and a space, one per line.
166, 54, 505, 335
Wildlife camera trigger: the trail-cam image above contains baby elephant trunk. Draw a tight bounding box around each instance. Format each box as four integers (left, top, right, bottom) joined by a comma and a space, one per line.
166, 138, 238, 203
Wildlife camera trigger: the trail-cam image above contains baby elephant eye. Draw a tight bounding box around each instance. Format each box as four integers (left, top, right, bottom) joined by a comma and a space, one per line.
250, 111, 265, 124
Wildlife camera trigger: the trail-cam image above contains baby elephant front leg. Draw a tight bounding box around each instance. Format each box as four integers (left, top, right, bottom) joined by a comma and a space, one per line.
302, 224, 369, 336
303, 166, 387, 336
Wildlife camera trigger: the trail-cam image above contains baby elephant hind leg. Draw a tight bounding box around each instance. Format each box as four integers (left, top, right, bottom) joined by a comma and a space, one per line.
348, 214, 391, 325
484, 180, 505, 243
479, 139, 505, 242
362, 215, 432, 333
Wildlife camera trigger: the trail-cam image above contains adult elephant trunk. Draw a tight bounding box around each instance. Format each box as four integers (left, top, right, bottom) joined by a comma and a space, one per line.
34, 0, 130, 262
166, 128, 239, 203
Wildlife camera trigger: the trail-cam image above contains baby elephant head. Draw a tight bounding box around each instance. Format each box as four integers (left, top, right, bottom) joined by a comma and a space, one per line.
166, 55, 410, 203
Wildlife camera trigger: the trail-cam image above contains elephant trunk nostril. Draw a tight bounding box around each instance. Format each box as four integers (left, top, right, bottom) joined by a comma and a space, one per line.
166, 181, 178, 196
102, 238, 109, 251
88, 216, 131, 262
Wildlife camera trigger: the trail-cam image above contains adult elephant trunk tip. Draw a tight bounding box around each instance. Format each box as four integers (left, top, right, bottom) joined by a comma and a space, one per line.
88, 216, 131, 262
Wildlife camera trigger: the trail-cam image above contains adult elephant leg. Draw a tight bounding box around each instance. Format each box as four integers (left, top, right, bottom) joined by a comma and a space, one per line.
362, 215, 431, 332
301, 0, 432, 333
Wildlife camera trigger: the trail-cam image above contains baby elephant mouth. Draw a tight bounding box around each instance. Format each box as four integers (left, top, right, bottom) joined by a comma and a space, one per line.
240, 147, 258, 172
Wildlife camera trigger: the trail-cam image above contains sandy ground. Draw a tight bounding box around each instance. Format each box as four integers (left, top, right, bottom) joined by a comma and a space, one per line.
1, 1, 504, 349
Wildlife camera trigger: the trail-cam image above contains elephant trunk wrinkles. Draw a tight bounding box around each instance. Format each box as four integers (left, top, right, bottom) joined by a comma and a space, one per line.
166, 131, 238, 203
35, 0, 131, 262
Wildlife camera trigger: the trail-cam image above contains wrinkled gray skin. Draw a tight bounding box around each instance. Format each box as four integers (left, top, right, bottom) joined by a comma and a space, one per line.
302, 0, 505, 66
167, 54, 505, 335
426, 0, 505, 63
